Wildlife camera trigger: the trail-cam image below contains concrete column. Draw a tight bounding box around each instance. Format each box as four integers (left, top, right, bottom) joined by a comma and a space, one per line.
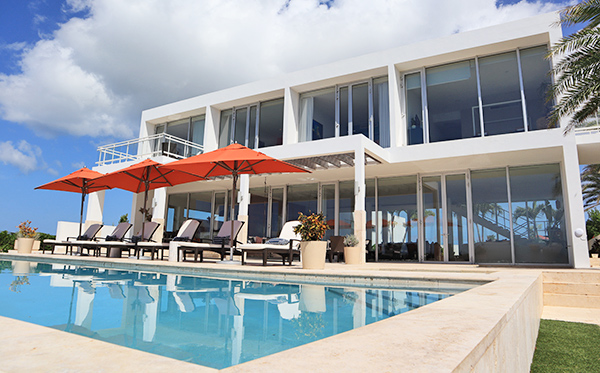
283, 87, 300, 145
237, 174, 250, 244
151, 187, 167, 243
354, 148, 367, 264
204, 105, 220, 152
562, 137, 590, 268
85, 190, 105, 227
388, 64, 403, 148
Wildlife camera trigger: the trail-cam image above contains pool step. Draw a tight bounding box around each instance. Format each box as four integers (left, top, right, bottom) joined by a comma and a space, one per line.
543, 271, 600, 309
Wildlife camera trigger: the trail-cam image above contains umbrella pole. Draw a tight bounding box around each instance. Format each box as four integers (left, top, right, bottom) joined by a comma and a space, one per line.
229, 172, 238, 261
79, 182, 87, 238
140, 183, 149, 258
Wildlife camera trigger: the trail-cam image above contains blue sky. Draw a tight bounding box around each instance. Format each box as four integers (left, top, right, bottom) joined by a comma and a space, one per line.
0, 0, 579, 233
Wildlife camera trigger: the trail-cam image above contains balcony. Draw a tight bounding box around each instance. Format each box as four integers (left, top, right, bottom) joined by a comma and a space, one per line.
97, 133, 204, 166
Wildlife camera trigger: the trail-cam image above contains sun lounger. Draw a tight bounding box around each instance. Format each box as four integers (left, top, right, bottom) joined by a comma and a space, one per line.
177, 220, 245, 262
238, 221, 301, 266
79, 222, 133, 257
41, 224, 103, 255
135, 219, 200, 260
102, 221, 160, 258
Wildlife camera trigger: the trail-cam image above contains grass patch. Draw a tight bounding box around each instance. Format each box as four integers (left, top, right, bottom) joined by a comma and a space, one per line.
531, 319, 600, 372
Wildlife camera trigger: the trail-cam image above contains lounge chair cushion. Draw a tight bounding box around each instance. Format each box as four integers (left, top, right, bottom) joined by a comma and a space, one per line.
265, 238, 289, 245
172, 236, 192, 242
105, 235, 119, 241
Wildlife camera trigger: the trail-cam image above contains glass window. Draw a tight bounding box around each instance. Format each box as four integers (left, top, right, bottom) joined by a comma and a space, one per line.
352, 83, 369, 138
339, 181, 355, 238
520, 46, 554, 130
321, 184, 335, 239
165, 119, 189, 156
248, 187, 269, 239
365, 179, 376, 254
213, 191, 227, 236
233, 107, 247, 146
191, 115, 205, 155
299, 88, 336, 142
271, 188, 284, 237
471, 169, 512, 263
422, 176, 443, 262
374, 77, 390, 147
339, 87, 348, 137
427, 60, 479, 142
219, 109, 233, 148
405, 73, 423, 145
166, 193, 188, 237
446, 174, 469, 261
258, 99, 284, 148
188, 192, 212, 240
479, 51, 524, 136
509, 164, 568, 264
287, 184, 318, 221
377, 176, 418, 261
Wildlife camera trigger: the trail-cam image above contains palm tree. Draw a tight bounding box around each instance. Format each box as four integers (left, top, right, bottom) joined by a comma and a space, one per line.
582, 164, 600, 210
547, 0, 600, 132
514, 201, 545, 241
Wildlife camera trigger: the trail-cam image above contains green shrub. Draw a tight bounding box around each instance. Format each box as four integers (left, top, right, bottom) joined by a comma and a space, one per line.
586, 209, 600, 254
0, 230, 17, 252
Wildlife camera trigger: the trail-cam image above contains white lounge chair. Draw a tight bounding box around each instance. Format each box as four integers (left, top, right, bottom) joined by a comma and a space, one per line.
238, 220, 301, 266
135, 219, 200, 260
42, 223, 104, 255
177, 220, 245, 262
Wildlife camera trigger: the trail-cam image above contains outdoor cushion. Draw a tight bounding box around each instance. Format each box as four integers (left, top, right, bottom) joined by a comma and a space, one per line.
265, 238, 289, 245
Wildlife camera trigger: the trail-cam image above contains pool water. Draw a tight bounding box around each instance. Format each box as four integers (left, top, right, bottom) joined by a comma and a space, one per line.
0, 260, 460, 369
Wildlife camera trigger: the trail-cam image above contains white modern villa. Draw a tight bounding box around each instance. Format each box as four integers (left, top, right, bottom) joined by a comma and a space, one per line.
87, 11, 598, 268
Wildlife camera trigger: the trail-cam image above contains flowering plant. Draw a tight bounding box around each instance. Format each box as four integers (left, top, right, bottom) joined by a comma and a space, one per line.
17, 221, 38, 239
293, 212, 328, 241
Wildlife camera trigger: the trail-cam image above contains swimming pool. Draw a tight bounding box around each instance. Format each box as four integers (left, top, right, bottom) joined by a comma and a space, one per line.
0, 259, 463, 369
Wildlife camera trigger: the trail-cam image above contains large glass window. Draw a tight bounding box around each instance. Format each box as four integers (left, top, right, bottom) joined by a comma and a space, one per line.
233, 107, 249, 146
188, 192, 212, 240
405, 72, 423, 145
219, 109, 233, 148
479, 52, 524, 136
373, 77, 390, 147
271, 188, 284, 237
446, 174, 469, 261
471, 169, 512, 263
351, 83, 369, 138
422, 176, 443, 261
339, 181, 355, 238
426, 60, 479, 142
191, 115, 205, 155
287, 184, 318, 222
248, 187, 269, 239
509, 164, 568, 264
322, 184, 336, 240
166, 193, 187, 236
520, 46, 554, 131
299, 88, 336, 142
376, 176, 418, 261
258, 99, 284, 147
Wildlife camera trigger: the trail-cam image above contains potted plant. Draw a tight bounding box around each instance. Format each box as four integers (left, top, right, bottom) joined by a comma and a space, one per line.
343, 234, 364, 265
294, 212, 328, 269
16, 221, 38, 254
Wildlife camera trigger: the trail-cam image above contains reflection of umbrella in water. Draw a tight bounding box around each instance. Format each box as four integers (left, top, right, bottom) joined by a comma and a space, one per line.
162, 143, 310, 261
35, 167, 112, 238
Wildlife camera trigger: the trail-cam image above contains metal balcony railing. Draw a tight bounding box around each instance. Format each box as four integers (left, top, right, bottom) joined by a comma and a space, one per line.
97, 133, 204, 166
574, 125, 600, 135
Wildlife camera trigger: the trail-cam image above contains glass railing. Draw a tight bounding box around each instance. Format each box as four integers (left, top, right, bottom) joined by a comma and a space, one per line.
96, 133, 203, 166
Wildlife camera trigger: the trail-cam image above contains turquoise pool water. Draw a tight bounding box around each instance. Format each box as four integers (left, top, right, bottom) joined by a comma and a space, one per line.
0, 260, 460, 369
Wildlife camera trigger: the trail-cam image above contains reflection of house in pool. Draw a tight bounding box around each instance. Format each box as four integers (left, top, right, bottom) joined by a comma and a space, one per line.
85, 11, 593, 268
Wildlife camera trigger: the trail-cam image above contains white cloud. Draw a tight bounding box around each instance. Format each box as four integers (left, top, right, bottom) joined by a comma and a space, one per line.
0, 0, 567, 140
0, 140, 43, 173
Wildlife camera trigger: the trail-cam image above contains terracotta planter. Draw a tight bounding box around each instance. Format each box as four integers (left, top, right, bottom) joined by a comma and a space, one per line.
300, 241, 327, 269
344, 245, 364, 265
16, 237, 35, 254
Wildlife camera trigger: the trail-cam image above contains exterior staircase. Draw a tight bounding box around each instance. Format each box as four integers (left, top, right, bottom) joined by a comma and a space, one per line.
543, 270, 600, 309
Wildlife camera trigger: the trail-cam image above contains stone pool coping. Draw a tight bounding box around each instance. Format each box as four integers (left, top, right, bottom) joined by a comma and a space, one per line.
0, 253, 543, 372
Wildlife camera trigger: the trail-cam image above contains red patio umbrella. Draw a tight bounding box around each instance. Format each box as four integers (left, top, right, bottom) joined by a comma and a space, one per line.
161, 143, 310, 260
35, 167, 112, 238
94, 159, 205, 240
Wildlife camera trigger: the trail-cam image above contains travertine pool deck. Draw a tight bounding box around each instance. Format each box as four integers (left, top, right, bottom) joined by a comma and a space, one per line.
0, 252, 588, 372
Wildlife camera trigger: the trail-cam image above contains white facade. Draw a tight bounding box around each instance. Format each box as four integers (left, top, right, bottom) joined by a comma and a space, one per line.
91, 12, 600, 268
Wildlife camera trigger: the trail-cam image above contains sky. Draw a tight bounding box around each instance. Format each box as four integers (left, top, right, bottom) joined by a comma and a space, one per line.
0, 0, 580, 234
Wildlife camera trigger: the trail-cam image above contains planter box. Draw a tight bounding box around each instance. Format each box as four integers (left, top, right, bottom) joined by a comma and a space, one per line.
300, 241, 327, 269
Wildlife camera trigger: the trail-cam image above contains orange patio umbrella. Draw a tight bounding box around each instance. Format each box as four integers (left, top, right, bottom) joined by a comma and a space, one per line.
161, 143, 310, 260
35, 167, 112, 238
94, 159, 205, 240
